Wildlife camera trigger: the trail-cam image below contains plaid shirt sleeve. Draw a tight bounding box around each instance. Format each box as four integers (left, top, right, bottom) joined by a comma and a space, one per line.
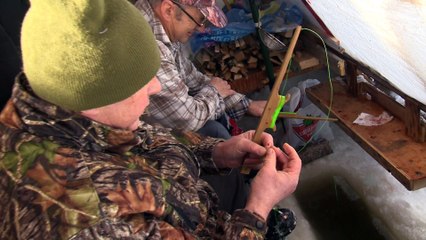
179, 51, 250, 121
179, 47, 250, 121
185, 62, 250, 121
145, 42, 226, 131
224, 95, 251, 120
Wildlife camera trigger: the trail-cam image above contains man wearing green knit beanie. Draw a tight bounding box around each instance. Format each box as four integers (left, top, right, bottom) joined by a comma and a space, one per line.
0, 0, 302, 239
21, 0, 160, 111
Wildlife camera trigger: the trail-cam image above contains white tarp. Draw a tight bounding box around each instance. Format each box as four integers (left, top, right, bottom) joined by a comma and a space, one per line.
301, 0, 426, 105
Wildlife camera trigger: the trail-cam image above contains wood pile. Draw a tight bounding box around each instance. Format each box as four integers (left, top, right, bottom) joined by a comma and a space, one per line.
293, 51, 320, 71
193, 33, 320, 94
193, 34, 282, 94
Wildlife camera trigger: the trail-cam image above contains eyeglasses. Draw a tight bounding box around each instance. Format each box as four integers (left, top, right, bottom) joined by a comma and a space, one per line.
170, 0, 207, 27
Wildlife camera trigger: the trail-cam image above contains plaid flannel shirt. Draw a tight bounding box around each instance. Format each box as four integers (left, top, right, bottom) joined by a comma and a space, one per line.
135, 0, 251, 132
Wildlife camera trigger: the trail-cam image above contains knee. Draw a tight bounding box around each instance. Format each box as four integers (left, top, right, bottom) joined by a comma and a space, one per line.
198, 120, 231, 139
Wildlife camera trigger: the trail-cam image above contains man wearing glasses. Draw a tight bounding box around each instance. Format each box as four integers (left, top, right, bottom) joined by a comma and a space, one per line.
135, 0, 266, 140
134, 0, 267, 214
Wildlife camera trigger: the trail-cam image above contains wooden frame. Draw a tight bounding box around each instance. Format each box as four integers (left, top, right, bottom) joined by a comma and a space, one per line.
305, 43, 426, 191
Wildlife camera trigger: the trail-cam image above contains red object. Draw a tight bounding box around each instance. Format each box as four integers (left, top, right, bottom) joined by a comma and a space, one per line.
229, 118, 244, 136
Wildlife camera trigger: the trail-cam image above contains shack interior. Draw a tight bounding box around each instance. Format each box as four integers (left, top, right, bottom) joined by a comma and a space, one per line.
1, 0, 425, 239
189, 0, 426, 239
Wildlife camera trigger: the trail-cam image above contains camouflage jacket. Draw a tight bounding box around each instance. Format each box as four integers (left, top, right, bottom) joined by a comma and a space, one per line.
0, 74, 266, 239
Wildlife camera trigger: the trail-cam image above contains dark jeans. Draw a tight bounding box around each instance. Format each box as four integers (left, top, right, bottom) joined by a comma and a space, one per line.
200, 170, 248, 214
197, 119, 231, 139
197, 116, 248, 213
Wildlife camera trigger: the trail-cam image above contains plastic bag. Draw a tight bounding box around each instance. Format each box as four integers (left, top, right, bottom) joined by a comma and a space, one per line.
260, 3, 303, 33
281, 87, 301, 113
297, 78, 321, 108
283, 79, 334, 149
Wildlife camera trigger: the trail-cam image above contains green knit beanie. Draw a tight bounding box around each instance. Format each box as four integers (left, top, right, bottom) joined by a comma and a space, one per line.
21, 0, 160, 111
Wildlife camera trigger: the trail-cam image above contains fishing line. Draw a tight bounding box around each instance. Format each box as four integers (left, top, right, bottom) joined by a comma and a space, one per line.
278, 27, 334, 154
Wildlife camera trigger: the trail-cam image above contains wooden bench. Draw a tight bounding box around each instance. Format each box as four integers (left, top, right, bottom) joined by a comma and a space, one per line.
306, 81, 426, 190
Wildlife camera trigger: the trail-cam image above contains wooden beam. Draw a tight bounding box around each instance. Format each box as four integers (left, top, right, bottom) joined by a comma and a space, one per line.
346, 62, 358, 97
405, 99, 421, 141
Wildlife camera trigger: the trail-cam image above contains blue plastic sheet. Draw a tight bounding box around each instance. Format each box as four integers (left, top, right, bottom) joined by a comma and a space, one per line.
190, 1, 302, 53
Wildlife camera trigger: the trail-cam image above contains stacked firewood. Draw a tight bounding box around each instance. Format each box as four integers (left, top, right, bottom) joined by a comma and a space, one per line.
193, 33, 320, 94
193, 34, 278, 94
194, 36, 258, 76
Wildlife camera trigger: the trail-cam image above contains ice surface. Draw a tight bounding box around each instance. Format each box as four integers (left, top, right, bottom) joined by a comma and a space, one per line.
281, 123, 426, 240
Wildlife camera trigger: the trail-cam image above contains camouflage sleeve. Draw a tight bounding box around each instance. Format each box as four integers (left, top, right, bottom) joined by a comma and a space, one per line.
84, 157, 265, 240
85, 161, 203, 239
171, 130, 230, 174
187, 136, 234, 175
217, 210, 267, 240
70, 218, 196, 239
91, 165, 169, 218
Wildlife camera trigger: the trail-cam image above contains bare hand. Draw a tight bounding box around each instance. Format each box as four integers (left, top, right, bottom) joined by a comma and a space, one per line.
244, 143, 302, 219
247, 100, 267, 117
211, 130, 274, 168
210, 77, 236, 98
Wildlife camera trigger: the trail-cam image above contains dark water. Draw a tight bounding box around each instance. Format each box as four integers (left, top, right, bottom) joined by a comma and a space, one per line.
294, 175, 388, 240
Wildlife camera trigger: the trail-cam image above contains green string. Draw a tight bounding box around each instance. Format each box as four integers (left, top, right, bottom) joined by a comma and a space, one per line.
279, 27, 334, 153
279, 57, 293, 96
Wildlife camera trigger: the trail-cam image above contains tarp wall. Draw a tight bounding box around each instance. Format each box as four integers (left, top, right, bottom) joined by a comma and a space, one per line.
289, 0, 426, 105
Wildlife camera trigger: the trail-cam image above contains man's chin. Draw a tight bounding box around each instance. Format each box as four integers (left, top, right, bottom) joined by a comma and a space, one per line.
179, 37, 190, 44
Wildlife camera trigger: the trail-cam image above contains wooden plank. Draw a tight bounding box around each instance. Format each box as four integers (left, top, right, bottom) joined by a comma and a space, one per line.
306, 81, 426, 191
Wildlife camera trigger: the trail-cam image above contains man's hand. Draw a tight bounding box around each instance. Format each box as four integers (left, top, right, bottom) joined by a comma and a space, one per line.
247, 100, 267, 117
211, 130, 274, 168
210, 77, 236, 98
244, 143, 302, 219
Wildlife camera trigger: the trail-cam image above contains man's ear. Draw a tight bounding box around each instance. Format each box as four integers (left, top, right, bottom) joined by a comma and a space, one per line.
159, 0, 174, 23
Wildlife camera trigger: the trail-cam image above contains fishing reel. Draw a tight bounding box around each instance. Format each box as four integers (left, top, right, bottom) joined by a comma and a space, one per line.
266, 208, 297, 239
